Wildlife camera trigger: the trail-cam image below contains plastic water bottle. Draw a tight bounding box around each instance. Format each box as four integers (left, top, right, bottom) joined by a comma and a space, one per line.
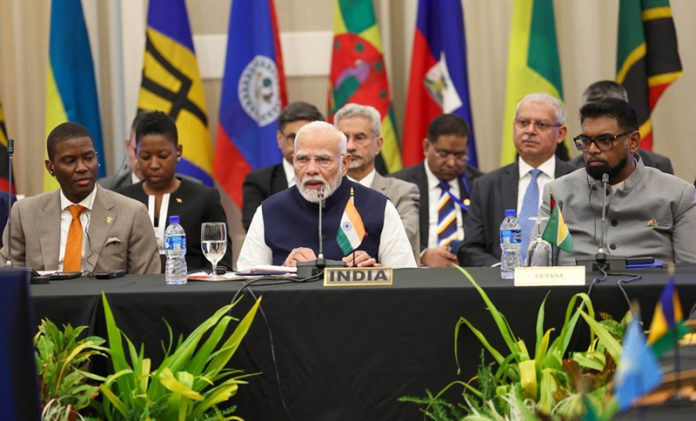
500, 209, 522, 279
164, 215, 187, 285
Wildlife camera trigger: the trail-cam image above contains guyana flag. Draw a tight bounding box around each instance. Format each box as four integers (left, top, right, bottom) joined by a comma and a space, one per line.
328, 0, 402, 173
501, 0, 569, 165
647, 277, 691, 358
542, 192, 572, 253
617, 0, 683, 151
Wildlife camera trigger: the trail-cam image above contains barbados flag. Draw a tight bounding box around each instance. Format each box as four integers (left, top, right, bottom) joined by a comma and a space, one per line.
328, 0, 402, 173
403, 0, 477, 168
45, 0, 105, 191
139, 0, 214, 186
337, 188, 365, 255
213, 0, 287, 206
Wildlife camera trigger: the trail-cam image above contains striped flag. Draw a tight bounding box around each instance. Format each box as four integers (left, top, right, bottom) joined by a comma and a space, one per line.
617, 0, 683, 151
542, 192, 572, 253
138, 0, 214, 186
214, 0, 287, 206
403, 0, 477, 168
45, 0, 105, 191
647, 277, 690, 357
328, 0, 402, 173
337, 188, 365, 255
0, 102, 15, 194
501, 0, 568, 165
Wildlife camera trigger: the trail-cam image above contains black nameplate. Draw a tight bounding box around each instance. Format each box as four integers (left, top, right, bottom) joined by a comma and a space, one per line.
323, 267, 393, 287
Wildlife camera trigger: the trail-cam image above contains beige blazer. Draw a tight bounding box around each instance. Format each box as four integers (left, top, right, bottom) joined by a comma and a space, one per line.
0, 185, 160, 274
371, 172, 420, 262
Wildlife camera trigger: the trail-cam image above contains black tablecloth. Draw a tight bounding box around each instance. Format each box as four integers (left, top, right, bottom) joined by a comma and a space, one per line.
31, 266, 696, 421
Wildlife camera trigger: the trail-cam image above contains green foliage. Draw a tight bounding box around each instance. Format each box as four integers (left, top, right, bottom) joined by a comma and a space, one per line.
34, 319, 107, 420
403, 266, 626, 420
97, 293, 260, 420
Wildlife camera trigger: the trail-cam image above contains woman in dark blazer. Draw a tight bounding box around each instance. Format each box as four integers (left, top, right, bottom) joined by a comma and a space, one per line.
117, 111, 232, 272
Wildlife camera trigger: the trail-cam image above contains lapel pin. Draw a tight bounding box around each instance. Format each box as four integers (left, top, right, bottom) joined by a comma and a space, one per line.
105, 216, 114, 224
176, 197, 183, 203
464, 198, 471, 207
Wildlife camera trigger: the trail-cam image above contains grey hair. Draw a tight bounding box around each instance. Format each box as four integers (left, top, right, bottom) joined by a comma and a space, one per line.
333, 103, 382, 137
295, 120, 348, 154
515, 92, 566, 125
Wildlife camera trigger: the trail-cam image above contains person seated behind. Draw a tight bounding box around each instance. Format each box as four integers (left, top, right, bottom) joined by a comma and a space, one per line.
0, 122, 160, 273
117, 111, 233, 271
459, 93, 576, 266
391, 114, 483, 268
570, 80, 673, 174
237, 121, 416, 271
540, 98, 696, 264
241, 101, 324, 231
99, 110, 147, 190
334, 103, 420, 261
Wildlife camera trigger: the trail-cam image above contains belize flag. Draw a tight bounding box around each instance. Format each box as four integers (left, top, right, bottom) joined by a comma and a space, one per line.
214, 0, 287, 207
403, 0, 477, 168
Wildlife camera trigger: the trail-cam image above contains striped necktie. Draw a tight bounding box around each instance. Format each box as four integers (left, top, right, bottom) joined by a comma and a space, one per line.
437, 181, 458, 246
64, 204, 85, 272
519, 169, 541, 260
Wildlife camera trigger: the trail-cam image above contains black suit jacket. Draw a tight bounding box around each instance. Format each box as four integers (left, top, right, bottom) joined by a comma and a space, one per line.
459, 158, 577, 266
241, 163, 289, 231
391, 162, 484, 250
570, 149, 673, 174
117, 178, 233, 271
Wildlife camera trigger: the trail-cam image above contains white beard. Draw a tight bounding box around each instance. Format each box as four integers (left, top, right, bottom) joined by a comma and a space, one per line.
298, 171, 343, 203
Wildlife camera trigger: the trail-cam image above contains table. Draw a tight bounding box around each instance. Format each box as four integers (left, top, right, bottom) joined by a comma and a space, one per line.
31, 266, 696, 420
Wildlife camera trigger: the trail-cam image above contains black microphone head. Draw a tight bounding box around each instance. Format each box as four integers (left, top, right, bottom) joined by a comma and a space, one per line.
7, 139, 13, 154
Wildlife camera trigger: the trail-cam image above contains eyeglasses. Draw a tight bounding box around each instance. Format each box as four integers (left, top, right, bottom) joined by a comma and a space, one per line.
293, 154, 338, 168
514, 119, 562, 132
280, 131, 297, 143
573, 131, 634, 151
433, 148, 467, 161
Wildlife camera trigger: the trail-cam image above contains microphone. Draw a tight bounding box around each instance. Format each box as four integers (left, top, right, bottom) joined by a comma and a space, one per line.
296, 187, 346, 279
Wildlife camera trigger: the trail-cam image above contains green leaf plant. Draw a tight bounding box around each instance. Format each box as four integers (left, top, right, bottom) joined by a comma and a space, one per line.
403, 266, 627, 420
97, 293, 261, 421
34, 319, 107, 421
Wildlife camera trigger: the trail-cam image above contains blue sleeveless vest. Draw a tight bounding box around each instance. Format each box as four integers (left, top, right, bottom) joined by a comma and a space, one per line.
262, 177, 387, 265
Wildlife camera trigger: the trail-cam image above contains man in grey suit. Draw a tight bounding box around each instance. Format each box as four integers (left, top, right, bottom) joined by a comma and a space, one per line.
334, 103, 420, 261
541, 98, 696, 264
459, 93, 577, 266
1, 122, 160, 274
570, 80, 673, 174
392, 114, 483, 267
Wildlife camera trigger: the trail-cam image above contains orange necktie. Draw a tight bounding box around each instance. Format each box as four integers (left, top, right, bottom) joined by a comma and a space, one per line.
64, 205, 85, 272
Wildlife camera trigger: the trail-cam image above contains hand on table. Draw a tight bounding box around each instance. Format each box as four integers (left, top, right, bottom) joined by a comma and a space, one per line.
342, 250, 380, 267
420, 246, 457, 268
282, 247, 317, 267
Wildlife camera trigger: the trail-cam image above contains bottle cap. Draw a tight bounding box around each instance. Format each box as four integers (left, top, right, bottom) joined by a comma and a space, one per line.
168, 215, 180, 224
504, 209, 516, 218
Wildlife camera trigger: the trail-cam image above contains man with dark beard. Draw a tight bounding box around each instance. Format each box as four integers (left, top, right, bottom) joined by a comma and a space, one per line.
540, 98, 696, 264
236, 121, 416, 271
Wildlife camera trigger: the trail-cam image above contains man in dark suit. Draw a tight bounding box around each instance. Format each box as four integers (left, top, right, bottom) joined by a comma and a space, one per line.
241, 101, 324, 231
459, 93, 577, 266
98, 110, 147, 190
569, 80, 673, 174
392, 114, 483, 267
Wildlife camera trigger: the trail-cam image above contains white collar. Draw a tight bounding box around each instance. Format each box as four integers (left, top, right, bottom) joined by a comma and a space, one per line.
424, 160, 450, 189
59, 185, 97, 211
518, 156, 555, 179
348, 168, 376, 187
282, 158, 295, 186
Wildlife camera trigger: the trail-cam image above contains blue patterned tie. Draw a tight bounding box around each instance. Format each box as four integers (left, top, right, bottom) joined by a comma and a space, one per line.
437, 181, 458, 246
519, 169, 542, 260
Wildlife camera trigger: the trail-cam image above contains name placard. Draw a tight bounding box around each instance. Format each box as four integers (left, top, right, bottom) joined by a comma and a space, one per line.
323, 267, 394, 287
513, 266, 586, 287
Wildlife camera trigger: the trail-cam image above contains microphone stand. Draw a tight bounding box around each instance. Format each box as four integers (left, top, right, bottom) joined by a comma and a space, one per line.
296, 190, 346, 279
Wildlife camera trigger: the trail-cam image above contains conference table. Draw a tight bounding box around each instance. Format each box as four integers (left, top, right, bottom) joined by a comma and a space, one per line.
30, 266, 696, 420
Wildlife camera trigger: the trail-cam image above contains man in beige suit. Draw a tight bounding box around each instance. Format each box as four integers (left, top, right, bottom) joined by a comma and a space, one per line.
1, 122, 160, 274
334, 103, 420, 261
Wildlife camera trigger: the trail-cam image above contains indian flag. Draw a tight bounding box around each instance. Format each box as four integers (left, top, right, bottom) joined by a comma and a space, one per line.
542, 193, 572, 253
336, 189, 365, 255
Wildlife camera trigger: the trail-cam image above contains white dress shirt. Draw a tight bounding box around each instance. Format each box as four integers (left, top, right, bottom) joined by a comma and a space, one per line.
58, 187, 97, 271
424, 163, 464, 249
516, 156, 556, 216
236, 193, 417, 271
282, 158, 295, 187
347, 168, 377, 188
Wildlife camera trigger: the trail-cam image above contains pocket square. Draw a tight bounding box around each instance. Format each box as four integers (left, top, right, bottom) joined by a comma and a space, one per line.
105, 237, 121, 246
